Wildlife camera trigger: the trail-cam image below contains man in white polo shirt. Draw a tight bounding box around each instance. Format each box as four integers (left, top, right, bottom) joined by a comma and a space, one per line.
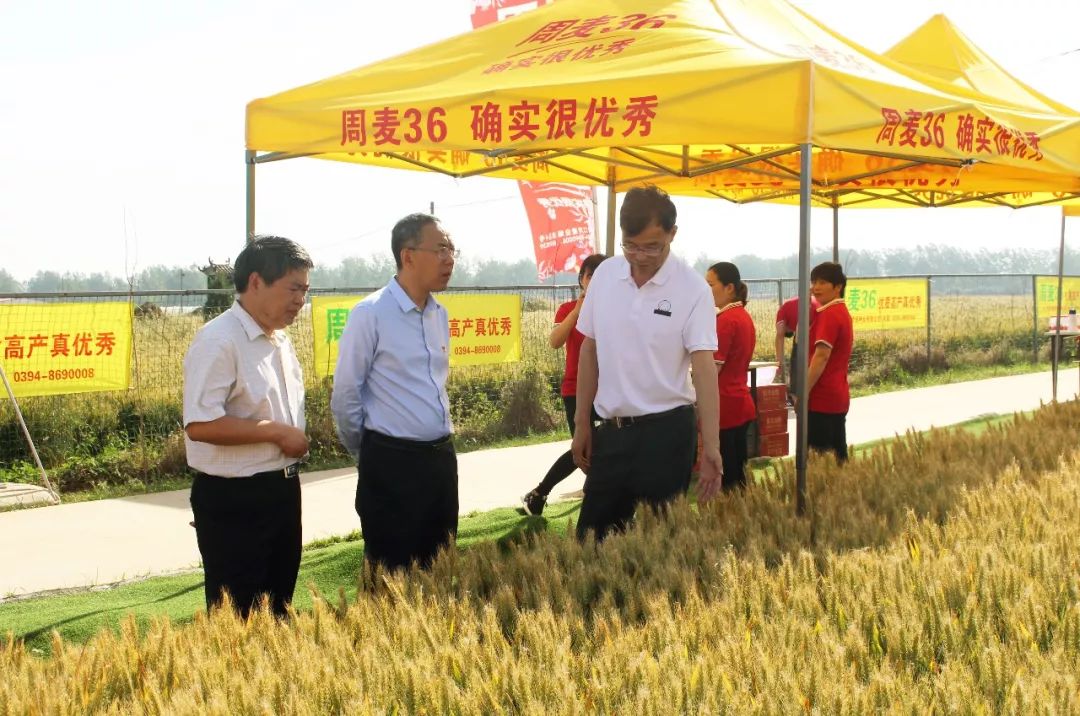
184, 235, 312, 618
571, 185, 723, 541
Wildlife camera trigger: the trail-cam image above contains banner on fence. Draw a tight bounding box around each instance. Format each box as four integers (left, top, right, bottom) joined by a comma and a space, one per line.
0, 302, 133, 397
844, 278, 928, 330
312, 293, 522, 378
1034, 276, 1080, 319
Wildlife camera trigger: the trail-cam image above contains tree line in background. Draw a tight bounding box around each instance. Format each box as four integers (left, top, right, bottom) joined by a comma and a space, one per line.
4, 245, 1080, 293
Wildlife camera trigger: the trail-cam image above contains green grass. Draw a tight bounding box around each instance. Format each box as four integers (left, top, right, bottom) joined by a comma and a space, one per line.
0, 412, 1017, 654
0, 501, 583, 654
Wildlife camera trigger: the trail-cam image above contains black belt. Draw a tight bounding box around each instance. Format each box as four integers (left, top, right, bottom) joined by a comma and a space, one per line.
364, 429, 453, 450
596, 404, 692, 429
250, 463, 300, 479
196, 463, 300, 480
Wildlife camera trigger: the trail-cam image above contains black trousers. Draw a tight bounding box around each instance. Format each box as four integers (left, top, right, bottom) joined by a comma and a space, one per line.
190, 470, 302, 618
576, 405, 696, 542
808, 411, 848, 463
356, 430, 458, 572
535, 396, 600, 496
719, 420, 752, 490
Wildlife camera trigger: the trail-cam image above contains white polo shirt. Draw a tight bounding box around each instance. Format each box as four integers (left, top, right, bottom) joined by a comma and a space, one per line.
183, 302, 306, 477
577, 253, 717, 418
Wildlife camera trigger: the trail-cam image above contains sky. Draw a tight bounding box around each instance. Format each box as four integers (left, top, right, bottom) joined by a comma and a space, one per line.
2, 0, 1080, 282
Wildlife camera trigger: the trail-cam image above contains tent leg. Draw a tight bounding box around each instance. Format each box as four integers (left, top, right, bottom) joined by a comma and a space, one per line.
1054, 211, 1066, 402
246, 150, 256, 244
0, 361, 59, 503
795, 144, 812, 517
605, 167, 617, 256
832, 202, 839, 262
591, 187, 601, 254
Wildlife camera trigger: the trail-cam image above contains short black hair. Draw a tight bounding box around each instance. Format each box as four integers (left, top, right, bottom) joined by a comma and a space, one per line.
578, 253, 607, 285
234, 235, 313, 293
810, 261, 847, 297
620, 185, 676, 237
391, 213, 439, 269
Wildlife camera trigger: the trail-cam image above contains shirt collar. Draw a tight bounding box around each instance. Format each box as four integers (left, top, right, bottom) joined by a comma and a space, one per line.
816, 298, 845, 312
389, 276, 423, 313
616, 252, 676, 286
230, 301, 278, 342
717, 301, 744, 315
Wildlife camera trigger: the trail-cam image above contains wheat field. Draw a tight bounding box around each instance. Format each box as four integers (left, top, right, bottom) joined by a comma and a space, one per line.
3, 401, 1080, 713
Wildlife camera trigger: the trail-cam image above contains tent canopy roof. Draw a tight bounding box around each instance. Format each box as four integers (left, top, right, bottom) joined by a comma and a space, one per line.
246, 0, 1080, 204
885, 14, 1076, 117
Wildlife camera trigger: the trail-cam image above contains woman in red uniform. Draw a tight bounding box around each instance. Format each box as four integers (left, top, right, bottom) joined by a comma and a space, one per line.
521, 254, 607, 516
705, 262, 757, 492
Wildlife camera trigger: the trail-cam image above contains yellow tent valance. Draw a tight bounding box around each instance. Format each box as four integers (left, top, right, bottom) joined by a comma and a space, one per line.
246, 0, 1080, 198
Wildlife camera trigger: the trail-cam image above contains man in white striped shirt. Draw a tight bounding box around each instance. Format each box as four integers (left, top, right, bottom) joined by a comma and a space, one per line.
184, 235, 312, 618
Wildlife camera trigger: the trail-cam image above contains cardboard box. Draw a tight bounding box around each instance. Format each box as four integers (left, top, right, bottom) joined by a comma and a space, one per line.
757, 408, 788, 436
758, 431, 789, 457
753, 384, 787, 412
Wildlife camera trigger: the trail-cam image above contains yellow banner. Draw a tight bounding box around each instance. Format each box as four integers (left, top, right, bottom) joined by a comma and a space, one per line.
844, 279, 928, 330
0, 302, 132, 397
312, 293, 522, 378
1035, 277, 1080, 318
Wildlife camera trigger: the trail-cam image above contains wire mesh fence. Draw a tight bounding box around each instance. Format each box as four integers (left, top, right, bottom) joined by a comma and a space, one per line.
0, 275, 1072, 482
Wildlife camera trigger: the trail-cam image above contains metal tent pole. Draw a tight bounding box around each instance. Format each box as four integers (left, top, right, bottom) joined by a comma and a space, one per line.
795, 144, 812, 516
605, 166, 617, 256
1053, 210, 1067, 402
245, 150, 256, 243
832, 201, 839, 262
0, 362, 59, 503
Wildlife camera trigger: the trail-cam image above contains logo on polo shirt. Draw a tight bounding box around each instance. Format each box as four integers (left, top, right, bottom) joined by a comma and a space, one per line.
654, 300, 672, 317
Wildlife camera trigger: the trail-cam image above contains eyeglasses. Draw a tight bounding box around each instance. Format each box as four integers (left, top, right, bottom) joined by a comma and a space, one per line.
621, 242, 665, 257
409, 245, 460, 260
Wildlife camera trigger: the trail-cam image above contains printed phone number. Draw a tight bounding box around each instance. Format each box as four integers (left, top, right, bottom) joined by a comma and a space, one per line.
453, 345, 503, 356
12, 368, 96, 382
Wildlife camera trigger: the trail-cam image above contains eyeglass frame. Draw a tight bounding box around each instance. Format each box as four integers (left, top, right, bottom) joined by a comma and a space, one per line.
407, 244, 460, 260
620, 241, 666, 257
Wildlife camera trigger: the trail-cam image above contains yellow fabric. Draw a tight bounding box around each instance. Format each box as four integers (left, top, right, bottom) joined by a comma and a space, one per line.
0, 302, 132, 398
845, 279, 927, 330
885, 15, 1076, 116
247, 0, 1080, 196
1035, 277, 1080, 317
1064, 206, 1080, 217
310, 294, 522, 378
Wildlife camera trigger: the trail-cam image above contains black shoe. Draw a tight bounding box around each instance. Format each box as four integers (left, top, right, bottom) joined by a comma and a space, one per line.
522, 489, 547, 516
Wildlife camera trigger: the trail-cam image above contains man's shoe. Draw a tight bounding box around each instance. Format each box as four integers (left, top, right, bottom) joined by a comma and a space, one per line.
522, 489, 547, 516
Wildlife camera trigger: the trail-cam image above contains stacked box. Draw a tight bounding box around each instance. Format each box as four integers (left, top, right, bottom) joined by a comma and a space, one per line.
752, 384, 787, 412
751, 385, 789, 457
758, 432, 789, 457
757, 408, 787, 435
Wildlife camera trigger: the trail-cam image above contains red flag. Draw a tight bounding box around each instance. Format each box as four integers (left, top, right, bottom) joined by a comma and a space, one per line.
518, 182, 597, 281
470, 0, 554, 29
471, 0, 597, 280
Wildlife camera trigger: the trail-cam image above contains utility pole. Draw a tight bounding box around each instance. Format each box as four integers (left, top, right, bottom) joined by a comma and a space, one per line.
430, 201, 435, 215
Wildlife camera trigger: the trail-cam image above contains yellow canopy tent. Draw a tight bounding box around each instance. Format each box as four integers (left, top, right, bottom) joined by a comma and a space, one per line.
245, 0, 1080, 512
698, 13, 1080, 211
752, 14, 1080, 282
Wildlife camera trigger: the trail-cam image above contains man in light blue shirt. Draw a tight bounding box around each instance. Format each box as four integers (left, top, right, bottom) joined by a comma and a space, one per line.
331, 213, 458, 572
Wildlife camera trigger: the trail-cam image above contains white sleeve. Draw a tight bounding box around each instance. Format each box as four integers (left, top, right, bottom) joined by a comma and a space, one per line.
683, 280, 719, 352
183, 335, 235, 427
330, 303, 377, 459
577, 277, 597, 339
